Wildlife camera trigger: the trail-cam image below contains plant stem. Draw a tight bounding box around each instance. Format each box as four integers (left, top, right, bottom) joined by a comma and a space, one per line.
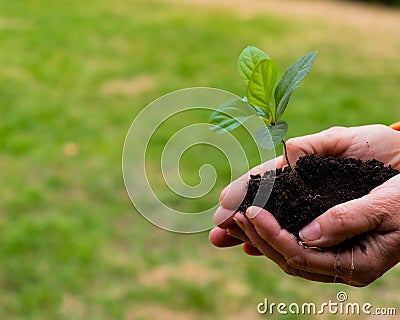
282, 139, 292, 170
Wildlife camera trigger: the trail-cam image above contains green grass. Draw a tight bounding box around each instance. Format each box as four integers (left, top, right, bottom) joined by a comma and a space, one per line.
1, 0, 400, 319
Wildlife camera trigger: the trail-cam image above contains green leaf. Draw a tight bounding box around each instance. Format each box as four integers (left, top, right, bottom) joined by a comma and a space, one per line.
251, 105, 267, 118
274, 51, 317, 121
246, 59, 278, 117
254, 126, 274, 150
209, 99, 254, 134
237, 46, 271, 82
255, 121, 288, 150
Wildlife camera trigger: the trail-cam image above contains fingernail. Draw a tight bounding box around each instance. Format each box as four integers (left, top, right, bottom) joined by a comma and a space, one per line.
233, 217, 245, 230
246, 206, 262, 219
299, 221, 321, 241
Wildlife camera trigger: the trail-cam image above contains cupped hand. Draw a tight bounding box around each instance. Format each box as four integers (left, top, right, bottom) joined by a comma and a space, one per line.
209, 125, 400, 285
209, 155, 285, 254
284, 124, 400, 168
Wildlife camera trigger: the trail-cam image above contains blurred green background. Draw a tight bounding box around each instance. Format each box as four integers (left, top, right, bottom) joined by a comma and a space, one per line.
1, 0, 400, 319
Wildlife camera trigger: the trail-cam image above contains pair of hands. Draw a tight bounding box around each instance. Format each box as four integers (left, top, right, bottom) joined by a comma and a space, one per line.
209, 125, 400, 286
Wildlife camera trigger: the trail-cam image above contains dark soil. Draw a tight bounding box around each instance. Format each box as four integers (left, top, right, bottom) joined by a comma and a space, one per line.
238, 154, 399, 244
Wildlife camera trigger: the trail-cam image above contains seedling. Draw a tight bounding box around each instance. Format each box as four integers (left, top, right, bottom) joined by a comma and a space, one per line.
209, 46, 317, 169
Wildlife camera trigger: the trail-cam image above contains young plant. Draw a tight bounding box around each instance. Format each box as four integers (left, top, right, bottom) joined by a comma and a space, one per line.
209, 46, 317, 169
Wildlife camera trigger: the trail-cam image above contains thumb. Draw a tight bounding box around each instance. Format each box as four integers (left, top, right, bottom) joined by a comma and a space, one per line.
298, 196, 382, 248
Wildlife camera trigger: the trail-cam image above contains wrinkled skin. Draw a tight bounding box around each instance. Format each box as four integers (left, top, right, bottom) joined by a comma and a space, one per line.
209, 125, 400, 286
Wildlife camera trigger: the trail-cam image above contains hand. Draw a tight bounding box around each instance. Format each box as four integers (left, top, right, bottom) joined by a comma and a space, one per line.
209, 125, 400, 286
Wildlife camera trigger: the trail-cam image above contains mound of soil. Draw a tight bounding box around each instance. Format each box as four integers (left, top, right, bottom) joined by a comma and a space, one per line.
238, 154, 399, 241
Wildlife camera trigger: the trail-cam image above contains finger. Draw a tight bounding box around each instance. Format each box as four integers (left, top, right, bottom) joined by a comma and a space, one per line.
227, 225, 251, 244
214, 206, 237, 229
215, 156, 284, 227
209, 227, 243, 248
243, 207, 300, 257
235, 212, 356, 284
298, 187, 396, 247
233, 213, 291, 269
217, 176, 248, 212
243, 206, 366, 283
285, 126, 351, 166
242, 243, 263, 256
